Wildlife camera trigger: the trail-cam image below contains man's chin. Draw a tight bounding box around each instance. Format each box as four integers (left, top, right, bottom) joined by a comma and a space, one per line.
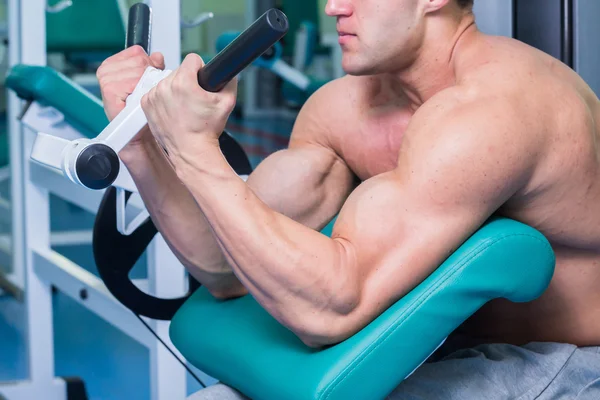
342, 59, 371, 76
341, 54, 382, 76
342, 63, 378, 77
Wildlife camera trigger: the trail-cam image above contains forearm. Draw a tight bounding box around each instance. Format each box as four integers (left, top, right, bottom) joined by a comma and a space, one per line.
120, 134, 245, 296
175, 142, 360, 341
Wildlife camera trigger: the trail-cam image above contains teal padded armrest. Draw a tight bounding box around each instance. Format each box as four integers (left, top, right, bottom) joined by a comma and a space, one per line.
170, 218, 555, 400
5, 65, 109, 137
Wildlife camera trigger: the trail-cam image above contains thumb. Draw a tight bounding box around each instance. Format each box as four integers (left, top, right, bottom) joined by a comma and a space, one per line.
175, 53, 206, 90
149, 52, 165, 69
181, 53, 238, 94
179, 53, 205, 77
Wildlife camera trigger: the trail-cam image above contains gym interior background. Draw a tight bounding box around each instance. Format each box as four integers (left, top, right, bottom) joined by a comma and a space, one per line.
0, 0, 599, 399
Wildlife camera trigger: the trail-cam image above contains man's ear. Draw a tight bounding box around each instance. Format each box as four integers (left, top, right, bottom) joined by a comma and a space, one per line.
422, 0, 451, 14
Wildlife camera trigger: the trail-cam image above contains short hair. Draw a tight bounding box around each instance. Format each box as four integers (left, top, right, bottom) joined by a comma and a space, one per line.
456, 0, 474, 9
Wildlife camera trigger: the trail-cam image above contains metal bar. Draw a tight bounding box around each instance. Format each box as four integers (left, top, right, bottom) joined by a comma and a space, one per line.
0, 271, 23, 302
20, 101, 92, 141
14, 0, 59, 391
0, 232, 13, 274
49, 230, 94, 247
148, 238, 188, 400
7, 0, 24, 299
30, 161, 104, 214
1, 230, 96, 249
561, 0, 574, 67
22, 127, 57, 387
511, 0, 518, 38
0, 379, 66, 400
147, 0, 181, 69
143, 1, 188, 399
33, 247, 155, 348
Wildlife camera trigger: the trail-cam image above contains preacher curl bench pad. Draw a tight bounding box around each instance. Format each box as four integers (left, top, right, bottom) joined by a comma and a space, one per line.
171, 217, 555, 400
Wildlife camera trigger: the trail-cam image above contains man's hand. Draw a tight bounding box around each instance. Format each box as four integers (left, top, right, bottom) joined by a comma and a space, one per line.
97, 45, 165, 151
140, 53, 238, 166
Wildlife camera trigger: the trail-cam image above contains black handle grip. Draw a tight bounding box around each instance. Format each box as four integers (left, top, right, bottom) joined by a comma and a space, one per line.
126, 3, 151, 52
198, 8, 289, 92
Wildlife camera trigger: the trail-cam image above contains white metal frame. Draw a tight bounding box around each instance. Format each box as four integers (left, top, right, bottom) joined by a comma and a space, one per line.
0, 100, 98, 291
0, 1, 192, 399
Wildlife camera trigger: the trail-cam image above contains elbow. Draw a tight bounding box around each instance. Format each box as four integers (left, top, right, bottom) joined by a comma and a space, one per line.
295, 327, 339, 349
300, 337, 332, 350
208, 287, 244, 301
298, 333, 342, 349
294, 314, 360, 349
206, 282, 248, 300
291, 298, 362, 348
197, 273, 248, 300
294, 250, 363, 348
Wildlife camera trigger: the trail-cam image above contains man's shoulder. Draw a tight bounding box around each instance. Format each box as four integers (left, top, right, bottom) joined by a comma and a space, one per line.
406, 82, 541, 174
305, 74, 367, 108
415, 78, 532, 139
402, 34, 556, 140
399, 85, 541, 204
289, 75, 366, 146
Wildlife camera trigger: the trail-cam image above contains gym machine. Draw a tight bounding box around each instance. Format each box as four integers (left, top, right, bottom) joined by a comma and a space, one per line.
0, 1, 282, 399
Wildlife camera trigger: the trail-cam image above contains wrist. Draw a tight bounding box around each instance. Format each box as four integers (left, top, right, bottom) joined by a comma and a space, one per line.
119, 130, 157, 165
171, 137, 222, 182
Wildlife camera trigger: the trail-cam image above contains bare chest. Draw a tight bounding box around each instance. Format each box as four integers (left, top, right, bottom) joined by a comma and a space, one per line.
334, 110, 412, 181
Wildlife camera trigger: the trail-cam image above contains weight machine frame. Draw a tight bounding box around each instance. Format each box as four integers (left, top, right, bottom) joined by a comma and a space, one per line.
0, 1, 202, 399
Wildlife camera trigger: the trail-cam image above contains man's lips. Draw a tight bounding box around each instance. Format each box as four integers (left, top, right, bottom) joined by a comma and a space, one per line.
337, 31, 356, 45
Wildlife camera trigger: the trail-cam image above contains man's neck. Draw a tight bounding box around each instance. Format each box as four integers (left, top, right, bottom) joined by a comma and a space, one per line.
393, 13, 477, 110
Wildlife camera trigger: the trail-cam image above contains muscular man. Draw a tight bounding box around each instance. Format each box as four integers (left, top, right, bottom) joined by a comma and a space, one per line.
97, 0, 600, 398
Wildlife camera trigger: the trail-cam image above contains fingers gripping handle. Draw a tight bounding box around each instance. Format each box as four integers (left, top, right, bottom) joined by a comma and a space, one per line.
124, 2, 156, 110
104, 9, 288, 155
66, 2, 155, 191
102, 7, 288, 158
106, 7, 288, 150
60, 7, 288, 193
198, 8, 288, 92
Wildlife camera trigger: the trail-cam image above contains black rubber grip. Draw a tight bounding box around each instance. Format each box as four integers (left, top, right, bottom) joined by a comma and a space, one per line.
198, 8, 289, 92
126, 3, 151, 53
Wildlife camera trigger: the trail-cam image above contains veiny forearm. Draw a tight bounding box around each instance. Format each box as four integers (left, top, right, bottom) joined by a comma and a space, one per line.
176, 146, 361, 342
120, 135, 244, 294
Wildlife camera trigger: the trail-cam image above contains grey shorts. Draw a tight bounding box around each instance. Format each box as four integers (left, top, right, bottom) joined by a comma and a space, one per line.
187, 341, 600, 399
